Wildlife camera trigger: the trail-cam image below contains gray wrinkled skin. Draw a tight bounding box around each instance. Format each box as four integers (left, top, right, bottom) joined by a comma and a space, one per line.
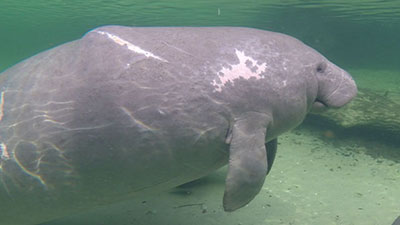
0, 26, 357, 224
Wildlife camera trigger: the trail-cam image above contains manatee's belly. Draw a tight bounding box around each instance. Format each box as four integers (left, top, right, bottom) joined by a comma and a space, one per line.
0, 93, 230, 225
0, 83, 230, 197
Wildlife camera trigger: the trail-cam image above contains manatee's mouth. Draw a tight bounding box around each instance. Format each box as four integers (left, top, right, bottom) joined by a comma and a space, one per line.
311, 99, 329, 113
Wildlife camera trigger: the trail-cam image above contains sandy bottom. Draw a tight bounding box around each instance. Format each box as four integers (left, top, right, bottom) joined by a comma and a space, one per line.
40, 124, 400, 225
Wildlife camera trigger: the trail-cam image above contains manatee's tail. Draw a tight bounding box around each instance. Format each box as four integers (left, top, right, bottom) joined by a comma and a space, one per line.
392, 216, 400, 225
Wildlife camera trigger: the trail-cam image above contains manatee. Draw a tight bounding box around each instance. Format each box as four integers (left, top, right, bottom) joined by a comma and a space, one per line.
0, 26, 357, 225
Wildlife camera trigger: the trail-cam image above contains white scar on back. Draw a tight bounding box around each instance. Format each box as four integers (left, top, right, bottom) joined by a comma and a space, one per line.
212, 49, 267, 92
96, 31, 168, 63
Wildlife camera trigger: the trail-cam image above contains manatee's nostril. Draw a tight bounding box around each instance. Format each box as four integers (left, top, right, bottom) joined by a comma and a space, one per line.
316, 62, 327, 73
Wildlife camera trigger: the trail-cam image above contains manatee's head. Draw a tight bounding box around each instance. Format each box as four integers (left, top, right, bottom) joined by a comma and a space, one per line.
311, 59, 357, 112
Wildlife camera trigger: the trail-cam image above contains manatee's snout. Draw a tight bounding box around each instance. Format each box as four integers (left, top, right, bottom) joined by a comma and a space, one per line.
313, 62, 357, 112
322, 69, 357, 107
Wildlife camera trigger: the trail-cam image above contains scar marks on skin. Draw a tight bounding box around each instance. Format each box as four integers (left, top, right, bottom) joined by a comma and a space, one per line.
96, 30, 168, 63
0, 93, 73, 190
0, 91, 106, 191
13, 143, 46, 187
120, 106, 157, 132
193, 126, 218, 144
2, 100, 75, 130
212, 49, 267, 92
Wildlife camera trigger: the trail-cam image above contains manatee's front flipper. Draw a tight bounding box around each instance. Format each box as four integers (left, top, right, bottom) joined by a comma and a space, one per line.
223, 112, 272, 212
266, 138, 277, 175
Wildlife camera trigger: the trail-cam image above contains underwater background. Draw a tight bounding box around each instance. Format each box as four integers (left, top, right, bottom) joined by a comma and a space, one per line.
0, 0, 399, 224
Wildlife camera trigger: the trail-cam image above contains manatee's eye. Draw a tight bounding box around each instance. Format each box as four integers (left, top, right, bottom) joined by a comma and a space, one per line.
316, 62, 327, 73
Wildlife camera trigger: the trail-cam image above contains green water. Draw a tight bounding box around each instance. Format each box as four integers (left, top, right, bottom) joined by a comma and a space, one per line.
1, 0, 399, 225
1, 0, 400, 72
